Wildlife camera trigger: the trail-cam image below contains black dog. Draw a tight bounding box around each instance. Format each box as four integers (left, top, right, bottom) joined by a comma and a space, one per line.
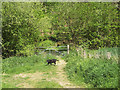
47, 59, 59, 65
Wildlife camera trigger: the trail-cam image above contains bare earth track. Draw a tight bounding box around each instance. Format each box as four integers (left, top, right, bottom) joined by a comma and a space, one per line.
53, 57, 81, 88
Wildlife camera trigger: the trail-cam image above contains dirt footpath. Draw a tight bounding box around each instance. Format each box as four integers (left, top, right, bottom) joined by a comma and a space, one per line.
54, 57, 81, 88
12, 57, 81, 88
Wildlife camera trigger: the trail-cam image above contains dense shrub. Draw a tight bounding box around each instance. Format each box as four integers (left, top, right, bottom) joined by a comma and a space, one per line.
17, 44, 35, 56
38, 40, 56, 47
64, 50, 118, 88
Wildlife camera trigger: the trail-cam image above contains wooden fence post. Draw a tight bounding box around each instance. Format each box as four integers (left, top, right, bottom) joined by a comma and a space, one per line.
107, 52, 111, 59
81, 48, 83, 57
95, 52, 99, 59
67, 45, 69, 54
88, 53, 92, 58
83, 50, 87, 58
76, 48, 79, 56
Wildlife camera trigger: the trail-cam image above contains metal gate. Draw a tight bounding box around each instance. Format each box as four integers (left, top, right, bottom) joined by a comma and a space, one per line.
35, 45, 69, 56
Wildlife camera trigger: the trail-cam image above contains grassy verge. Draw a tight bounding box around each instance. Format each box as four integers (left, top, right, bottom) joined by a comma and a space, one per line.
2, 73, 62, 88
2, 53, 63, 88
63, 47, 119, 88
34, 81, 62, 88
2, 53, 57, 74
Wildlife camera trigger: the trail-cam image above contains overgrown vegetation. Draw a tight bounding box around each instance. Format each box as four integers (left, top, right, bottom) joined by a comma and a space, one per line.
2, 54, 56, 74
83, 47, 119, 62
1, 2, 119, 88
2, 2, 119, 58
63, 48, 119, 88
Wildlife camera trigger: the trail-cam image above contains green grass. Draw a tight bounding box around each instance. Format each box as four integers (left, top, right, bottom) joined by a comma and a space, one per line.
87, 47, 119, 60
63, 47, 119, 88
34, 81, 63, 88
2, 54, 61, 88
2, 82, 19, 88
2, 74, 27, 88
2, 54, 57, 74
3, 47, 119, 88
2, 66, 59, 88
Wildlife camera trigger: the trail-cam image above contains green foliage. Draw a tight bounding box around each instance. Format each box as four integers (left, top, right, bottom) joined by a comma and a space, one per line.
50, 2, 119, 49
17, 44, 35, 56
86, 47, 119, 62
2, 54, 56, 74
2, 2, 51, 58
2, 2, 119, 58
78, 59, 118, 88
63, 48, 118, 88
2, 82, 18, 88
38, 40, 56, 47
35, 81, 63, 88
2, 54, 59, 88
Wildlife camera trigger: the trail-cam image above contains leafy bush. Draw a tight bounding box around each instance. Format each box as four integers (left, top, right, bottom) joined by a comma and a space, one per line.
78, 59, 118, 88
64, 49, 118, 88
17, 44, 35, 56
38, 40, 56, 48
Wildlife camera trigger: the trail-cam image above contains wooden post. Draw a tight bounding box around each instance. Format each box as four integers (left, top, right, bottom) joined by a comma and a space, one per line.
107, 52, 111, 59
88, 53, 92, 58
81, 48, 83, 57
67, 45, 69, 54
83, 50, 87, 58
76, 48, 79, 56
95, 53, 99, 59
